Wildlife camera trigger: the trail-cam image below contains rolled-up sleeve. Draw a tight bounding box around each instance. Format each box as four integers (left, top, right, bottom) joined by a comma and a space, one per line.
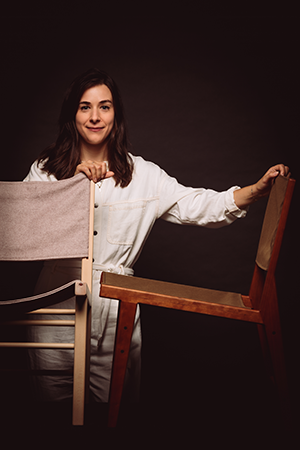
224, 186, 248, 219
158, 171, 248, 228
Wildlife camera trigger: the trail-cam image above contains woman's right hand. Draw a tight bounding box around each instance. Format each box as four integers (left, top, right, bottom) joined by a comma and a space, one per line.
74, 160, 115, 183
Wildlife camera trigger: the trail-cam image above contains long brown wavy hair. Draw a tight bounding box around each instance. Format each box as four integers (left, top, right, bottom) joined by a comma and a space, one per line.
38, 68, 133, 187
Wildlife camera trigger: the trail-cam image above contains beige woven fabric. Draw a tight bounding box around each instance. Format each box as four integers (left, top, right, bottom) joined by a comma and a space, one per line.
0, 173, 90, 261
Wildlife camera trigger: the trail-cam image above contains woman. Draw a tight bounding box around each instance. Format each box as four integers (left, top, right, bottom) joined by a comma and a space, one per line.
24, 68, 289, 403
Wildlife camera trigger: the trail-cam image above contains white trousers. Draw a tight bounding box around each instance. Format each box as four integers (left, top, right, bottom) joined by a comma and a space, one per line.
27, 261, 141, 402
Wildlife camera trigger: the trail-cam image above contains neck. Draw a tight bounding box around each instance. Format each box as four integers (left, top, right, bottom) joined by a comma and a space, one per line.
79, 142, 108, 162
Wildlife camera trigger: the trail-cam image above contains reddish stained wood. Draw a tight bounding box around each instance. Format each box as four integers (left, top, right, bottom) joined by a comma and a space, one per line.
108, 301, 137, 428
249, 264, 266, 310
100, 285, 263, 324
101, 176, 295, 429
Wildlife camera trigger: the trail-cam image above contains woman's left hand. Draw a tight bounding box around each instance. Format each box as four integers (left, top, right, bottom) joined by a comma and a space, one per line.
254, 164, 290, 198
234, 163, 290, 209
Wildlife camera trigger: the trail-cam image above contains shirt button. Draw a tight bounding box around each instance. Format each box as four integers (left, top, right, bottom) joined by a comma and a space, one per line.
94, 203, 99, 208
94, 231, 98, 236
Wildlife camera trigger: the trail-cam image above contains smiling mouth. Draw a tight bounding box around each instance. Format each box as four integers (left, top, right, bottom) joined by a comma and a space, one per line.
87, 127, 104, 131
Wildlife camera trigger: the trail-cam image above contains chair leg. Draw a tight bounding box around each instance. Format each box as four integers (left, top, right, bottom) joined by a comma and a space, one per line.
85, 302, 92, 403
259, 285, 291, 427
263, 325, 290, 414
72, 296, 89, 426
108, 300, 137, 427
257, 324, 275, 384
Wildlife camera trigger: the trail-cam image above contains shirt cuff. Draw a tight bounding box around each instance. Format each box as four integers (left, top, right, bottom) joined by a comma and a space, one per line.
225, 186, 248, 218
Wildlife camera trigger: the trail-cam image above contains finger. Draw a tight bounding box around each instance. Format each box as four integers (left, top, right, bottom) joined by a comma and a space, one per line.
104, 170, 115, 179
266, 167, 281, 181
281, 165, 290, 176
272, 164, 288, 177
266, 164, 284, 180
80, 160, 97, 181
94, 162, 108, 182
79, 160, 113, 182
268, 168, 280, 179
89, 164, 99, 183
76, 163, 93, 180
97, 162, 114, 181
278, 164, 286, 176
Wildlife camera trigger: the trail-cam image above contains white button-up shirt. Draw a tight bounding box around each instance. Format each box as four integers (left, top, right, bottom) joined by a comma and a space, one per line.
23, 154, 248, 401
24, 154, 247, 274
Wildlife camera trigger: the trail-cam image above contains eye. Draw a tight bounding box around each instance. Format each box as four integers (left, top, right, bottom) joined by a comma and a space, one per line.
80, 105, 90, 111
100, 105, 110, 111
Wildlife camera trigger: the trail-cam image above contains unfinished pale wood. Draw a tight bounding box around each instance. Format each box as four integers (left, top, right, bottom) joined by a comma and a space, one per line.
72, 180, 94, 426
1, 319, 75, 326
0, 342, 75, 349
0, 281, 86, 317
0, 175, 94, 427
28, 309, 76, 315
80, 180, 95, 291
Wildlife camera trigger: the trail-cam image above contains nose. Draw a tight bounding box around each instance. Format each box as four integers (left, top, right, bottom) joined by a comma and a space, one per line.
89, 107, 101, 124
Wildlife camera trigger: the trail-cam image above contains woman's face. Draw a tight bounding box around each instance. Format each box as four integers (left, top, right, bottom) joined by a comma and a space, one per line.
75, 84, 115, 150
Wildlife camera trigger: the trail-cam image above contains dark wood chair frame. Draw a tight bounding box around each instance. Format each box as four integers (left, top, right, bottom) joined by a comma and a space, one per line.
100, 175, 295, 428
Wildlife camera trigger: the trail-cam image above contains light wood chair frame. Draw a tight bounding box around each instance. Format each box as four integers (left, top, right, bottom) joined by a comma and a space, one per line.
0, 179, 95, 426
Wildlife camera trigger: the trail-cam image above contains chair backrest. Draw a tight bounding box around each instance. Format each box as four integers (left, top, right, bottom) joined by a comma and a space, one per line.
255, 175, 295, 273
0, 173, 91, 262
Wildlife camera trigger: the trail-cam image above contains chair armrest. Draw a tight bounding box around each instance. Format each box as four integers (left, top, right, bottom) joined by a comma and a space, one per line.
0, 280, 90, 317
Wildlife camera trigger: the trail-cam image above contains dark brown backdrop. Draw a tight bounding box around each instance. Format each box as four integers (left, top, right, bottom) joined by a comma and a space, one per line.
0, 8, 298, 437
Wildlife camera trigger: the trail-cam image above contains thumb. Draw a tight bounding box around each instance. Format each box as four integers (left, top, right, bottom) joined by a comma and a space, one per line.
269, 168, 280, 178
104, 171, 115, 179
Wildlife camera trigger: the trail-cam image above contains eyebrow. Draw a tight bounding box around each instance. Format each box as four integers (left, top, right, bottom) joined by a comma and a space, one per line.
79, 99, 113, 105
